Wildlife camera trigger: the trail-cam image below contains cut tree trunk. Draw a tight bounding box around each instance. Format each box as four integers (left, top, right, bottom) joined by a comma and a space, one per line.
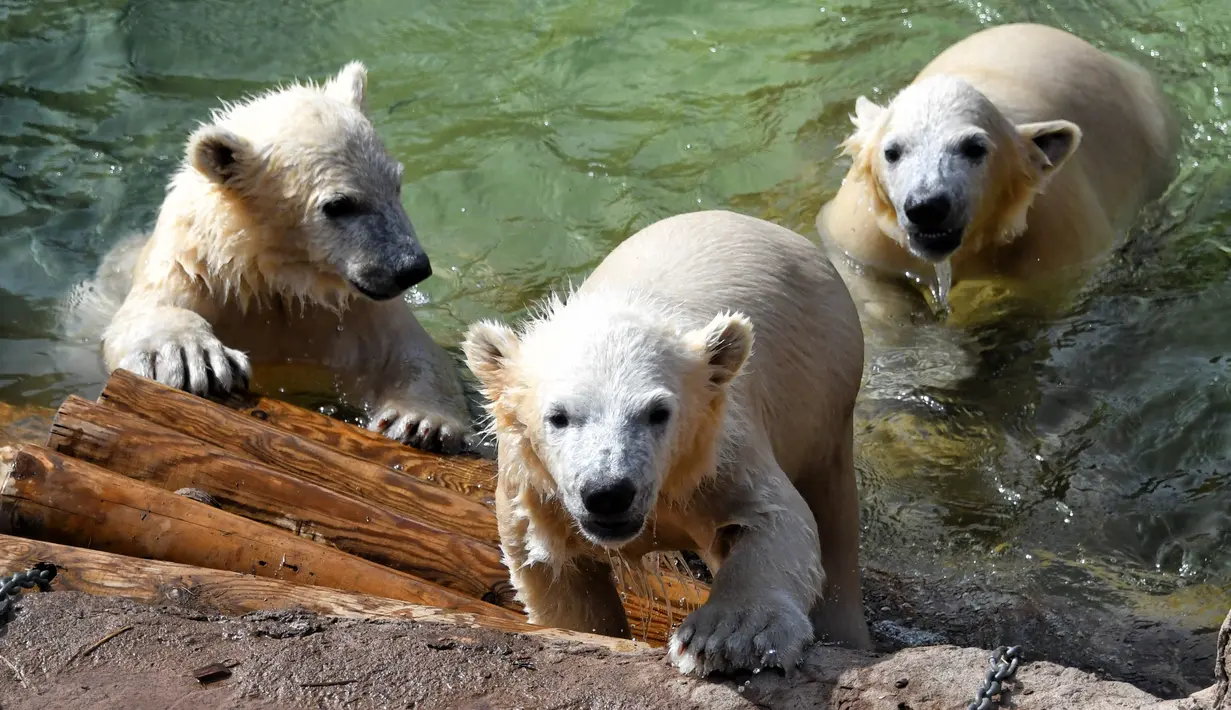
221, 388, 495, 496
0, 533, 642, 652
0, 445, 517, 620
97, 370, 499, 546
47, 395, 519, 609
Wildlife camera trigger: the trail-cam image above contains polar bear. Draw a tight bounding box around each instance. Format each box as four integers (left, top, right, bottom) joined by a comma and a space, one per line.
72, 62, 470, 452
817, 23, 1178, 321
462, 210, 871, 676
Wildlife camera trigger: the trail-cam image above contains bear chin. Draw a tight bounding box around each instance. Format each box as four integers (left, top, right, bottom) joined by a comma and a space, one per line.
577, 516, 647, 548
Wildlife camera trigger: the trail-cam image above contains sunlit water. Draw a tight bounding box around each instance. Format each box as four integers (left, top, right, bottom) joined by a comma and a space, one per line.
1, 0, 1228, 642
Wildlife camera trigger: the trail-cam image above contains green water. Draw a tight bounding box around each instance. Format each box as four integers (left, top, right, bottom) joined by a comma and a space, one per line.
2, 0, 1229, 656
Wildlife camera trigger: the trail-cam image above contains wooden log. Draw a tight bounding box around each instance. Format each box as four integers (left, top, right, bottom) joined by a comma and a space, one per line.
47, 395, 519, 609
222, 389, 495, 496
0, 445, 519, 620
93, 370, 711, 644
0, 534, 644, 652
97, 369, 500, 546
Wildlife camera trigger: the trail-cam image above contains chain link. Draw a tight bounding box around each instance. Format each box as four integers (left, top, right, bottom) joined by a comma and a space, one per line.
0, 562, 57, 620
966, 645, 1022, 710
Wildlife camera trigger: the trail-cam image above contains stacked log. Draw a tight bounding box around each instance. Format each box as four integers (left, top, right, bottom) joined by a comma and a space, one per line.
0, 369, 711, 646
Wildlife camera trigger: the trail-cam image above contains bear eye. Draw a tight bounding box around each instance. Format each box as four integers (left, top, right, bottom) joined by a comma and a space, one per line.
959, 138, 988, 162
647, 405, 671, 426
322, 196, 360, 219
883, 144, 902, 164
546, 410, 569, 429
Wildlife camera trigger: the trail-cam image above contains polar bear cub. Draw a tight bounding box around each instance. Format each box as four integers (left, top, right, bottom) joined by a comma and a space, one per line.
79, 62, 470, 452
817, 23, 1178, 318
463, 210, 871, 675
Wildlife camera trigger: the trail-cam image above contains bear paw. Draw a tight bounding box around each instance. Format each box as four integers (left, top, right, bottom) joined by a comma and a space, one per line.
118, 336, 251, 397
667, 593, 813, 677
368, 405, 469, 455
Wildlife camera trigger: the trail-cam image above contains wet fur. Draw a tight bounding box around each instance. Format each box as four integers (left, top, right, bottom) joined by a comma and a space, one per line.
465, 210, 871, 675
68, 62, 470, 452
818, 23, 1179, 323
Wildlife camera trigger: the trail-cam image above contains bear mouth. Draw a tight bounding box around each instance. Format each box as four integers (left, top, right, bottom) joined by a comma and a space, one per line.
578, 516, 645, 547
348, 279, 401, 301
907, 228, 964, 261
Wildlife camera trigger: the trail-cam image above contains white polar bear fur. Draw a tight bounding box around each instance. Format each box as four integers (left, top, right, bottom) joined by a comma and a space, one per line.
68, 62, 470, 452
817, 23, 1179, 321
464, 210, 870, 676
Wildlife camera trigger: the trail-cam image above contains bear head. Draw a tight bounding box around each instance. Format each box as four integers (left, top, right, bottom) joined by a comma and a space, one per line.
463, 290, 753, 548
183, 61, 430, 304
841, 74, 1082, 263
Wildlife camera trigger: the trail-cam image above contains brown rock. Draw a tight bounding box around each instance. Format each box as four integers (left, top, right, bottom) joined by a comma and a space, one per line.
0, 592, 1220, 710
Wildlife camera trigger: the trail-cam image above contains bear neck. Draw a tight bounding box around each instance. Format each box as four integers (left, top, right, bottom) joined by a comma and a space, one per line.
150, 173, 354, 314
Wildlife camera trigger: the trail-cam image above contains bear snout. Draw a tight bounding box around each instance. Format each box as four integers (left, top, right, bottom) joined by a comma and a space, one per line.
347, 252, 432, 301
582, 477, 637, 517
392, 253, 433, 292
574, 477, 646, 545
903, 191, 965, 260
903, 192, 953, 232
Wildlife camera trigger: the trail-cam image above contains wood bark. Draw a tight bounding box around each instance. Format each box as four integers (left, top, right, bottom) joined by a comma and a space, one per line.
0, 533, 642, 652
48, 395, 519, 609
220, 387, 495, 496
97, 369, 500, 546
0, 445, 518, 620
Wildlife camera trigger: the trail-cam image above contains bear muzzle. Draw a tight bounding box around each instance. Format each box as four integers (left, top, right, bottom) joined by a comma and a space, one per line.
347, 253, 433, 301
907, 228, 964, 261
575, 477, 647, 546
903, 191, 965, 261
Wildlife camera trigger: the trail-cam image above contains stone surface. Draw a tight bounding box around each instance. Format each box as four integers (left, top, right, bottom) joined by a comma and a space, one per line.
0, 592, 1222, 710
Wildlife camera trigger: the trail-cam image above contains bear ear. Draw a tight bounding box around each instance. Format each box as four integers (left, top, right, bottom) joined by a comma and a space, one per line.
188, 125, 257, 188
1018, 120, 1082, 179
463, 320, 522, 398
685, 312, 754, 388
841, 96, 885, 157
325, 61, 368, 112
852, 96, 885, 131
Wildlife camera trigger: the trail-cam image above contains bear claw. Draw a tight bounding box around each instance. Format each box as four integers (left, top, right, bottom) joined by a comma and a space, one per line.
667, 595, 812, 677
369, 406, 467, 455
119, 338, 251, 397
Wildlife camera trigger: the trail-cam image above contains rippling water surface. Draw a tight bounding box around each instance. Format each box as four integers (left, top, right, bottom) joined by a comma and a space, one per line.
1, 0, 1228, 639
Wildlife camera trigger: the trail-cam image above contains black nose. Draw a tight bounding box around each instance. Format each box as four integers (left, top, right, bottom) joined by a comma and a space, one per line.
393, 255, 432, 291
904, 193, 952, 231
582, 479, 636, 517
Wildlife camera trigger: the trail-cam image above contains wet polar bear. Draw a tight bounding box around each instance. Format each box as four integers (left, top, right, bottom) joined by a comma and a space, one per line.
76, 62, 470, 452
817, 23, 1178, 321
463, 210, 871, 676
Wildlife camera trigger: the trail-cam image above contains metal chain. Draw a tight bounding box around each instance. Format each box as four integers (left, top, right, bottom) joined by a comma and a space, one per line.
966, 645, 1022, 710
0, 562, 57, 619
